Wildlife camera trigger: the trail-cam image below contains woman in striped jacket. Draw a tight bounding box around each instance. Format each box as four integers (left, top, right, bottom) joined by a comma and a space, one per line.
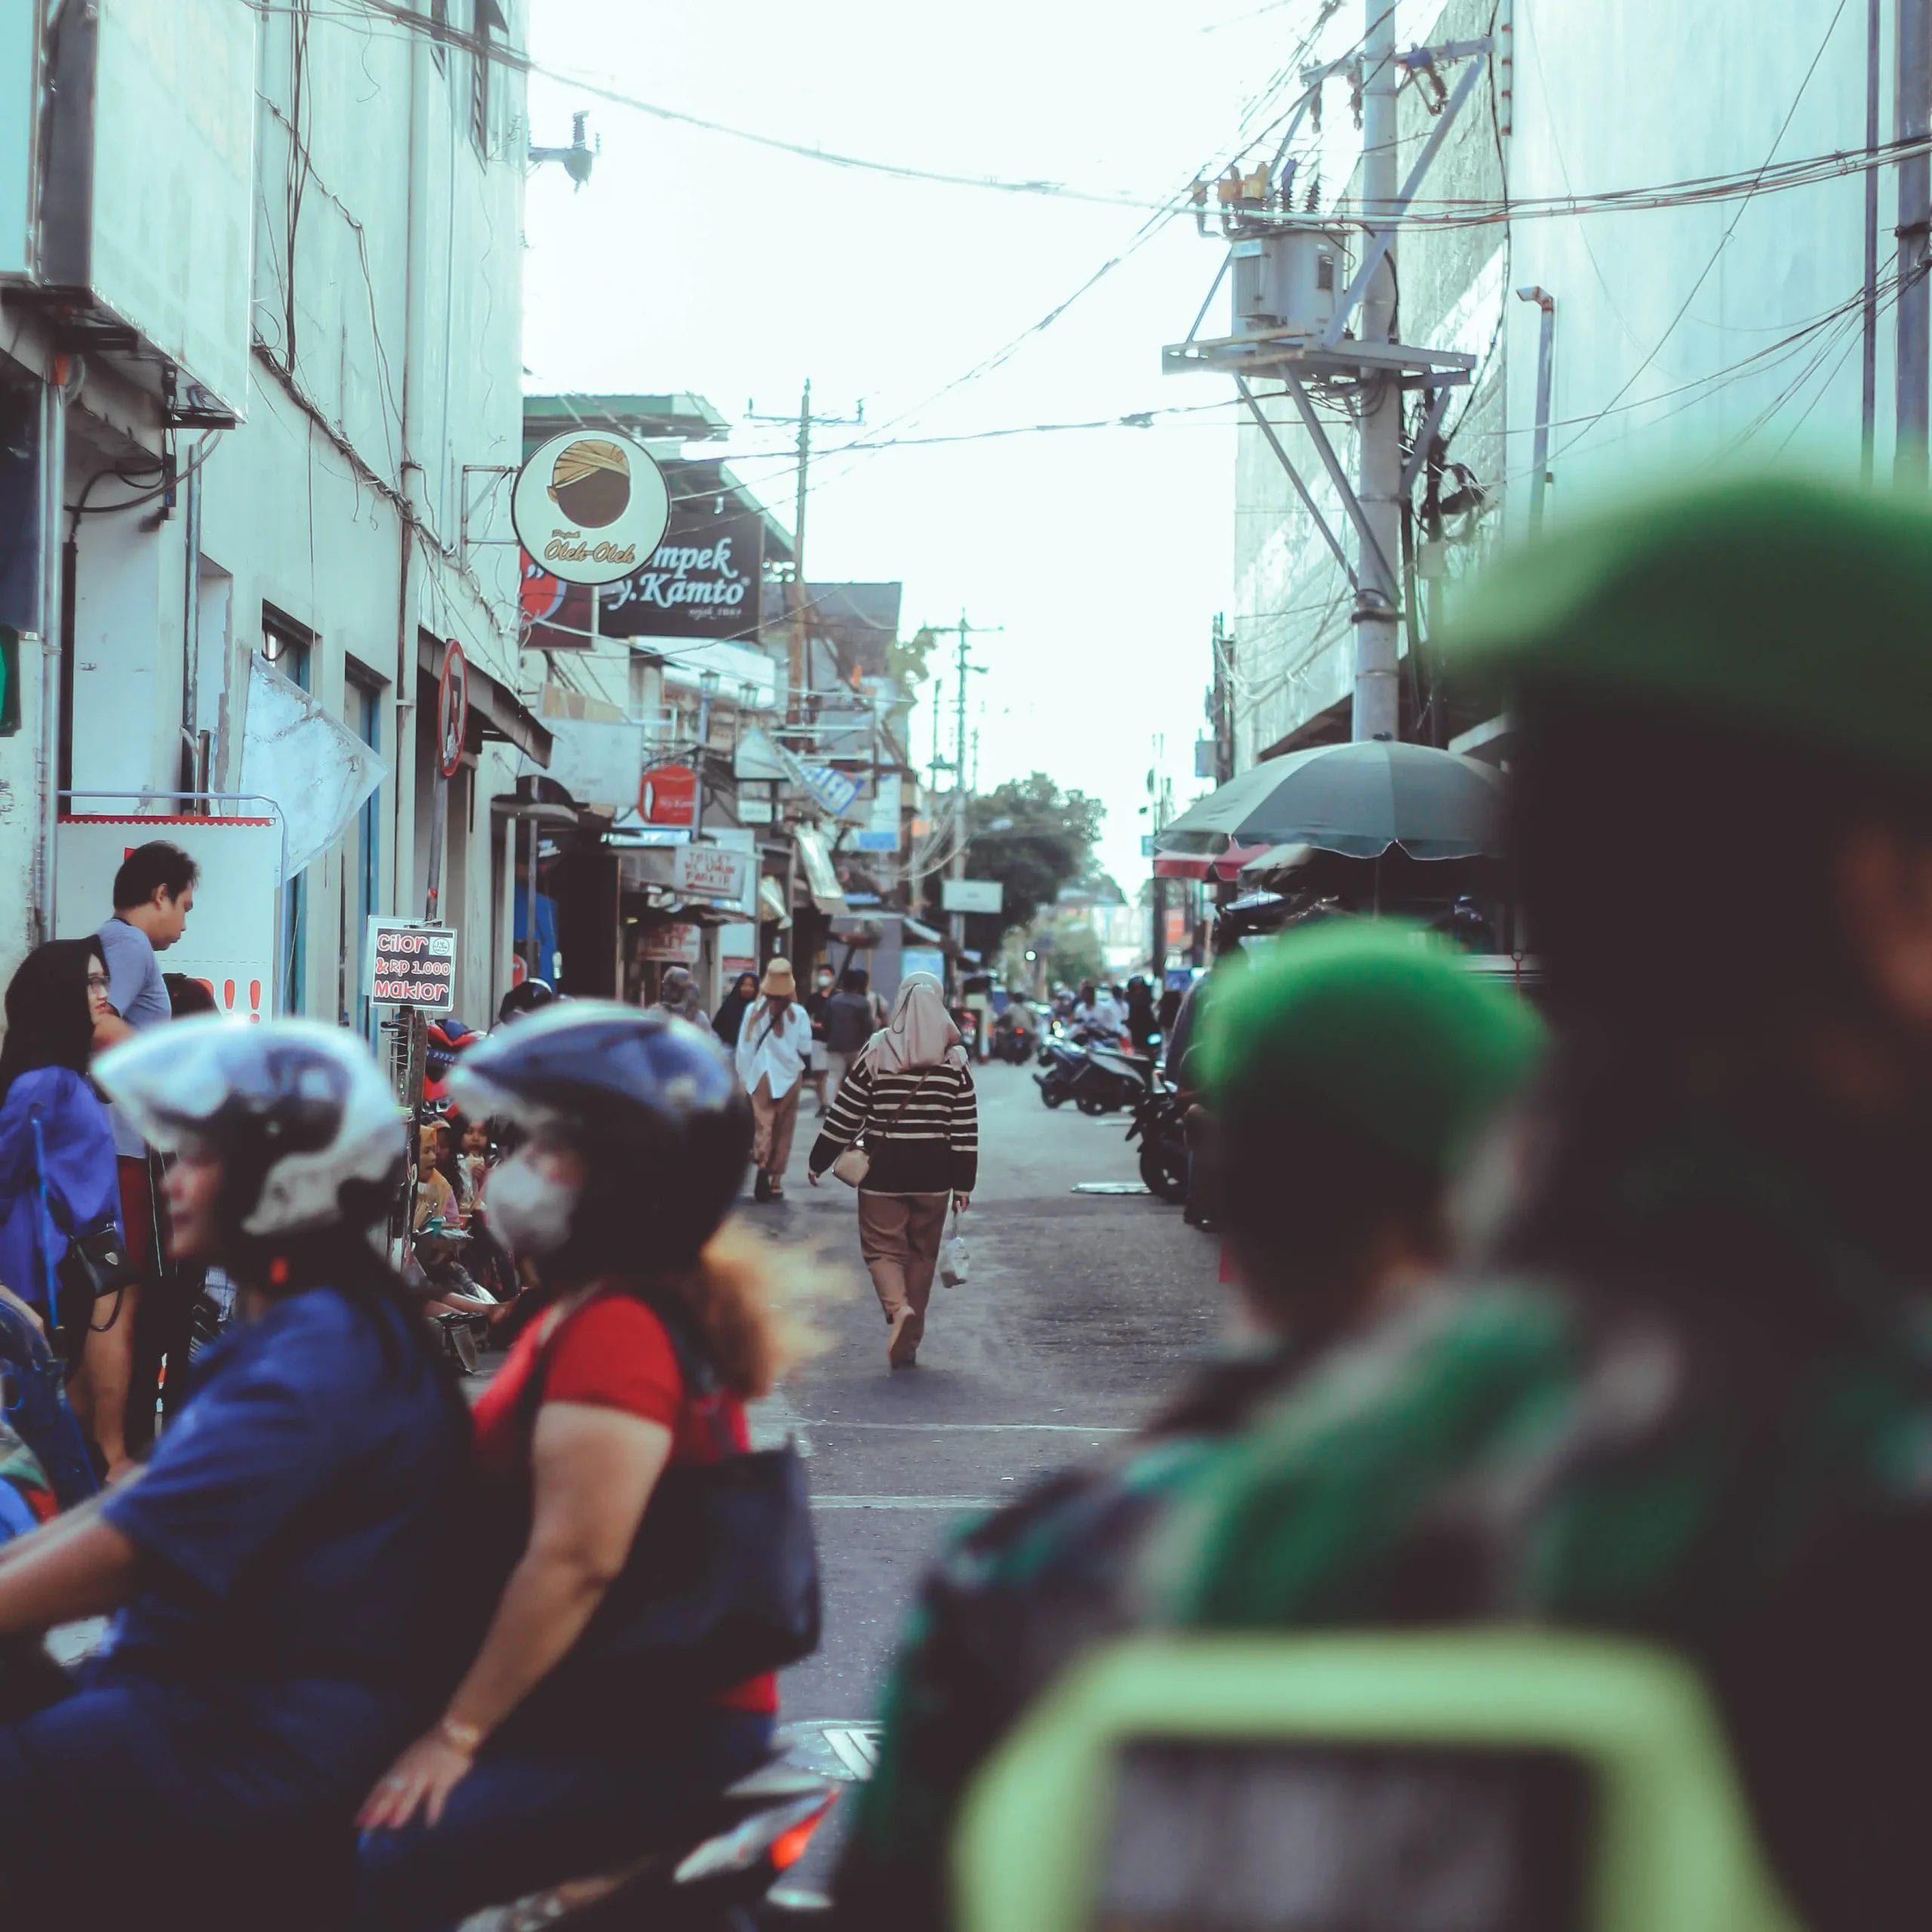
808, 974, 977, 1369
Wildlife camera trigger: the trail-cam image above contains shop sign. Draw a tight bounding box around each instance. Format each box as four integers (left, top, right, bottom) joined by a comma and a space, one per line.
512, 431, 672, 586
639, 921, 700, 963
856, 770, 903, 852
641, 762, 697, 827
367, 918, 458, 1012
941, 878, 1004, 915
798, 762, 863, 817
673, 841, 749, 902
56, 811, 284, 1017
598, 491, 766, 641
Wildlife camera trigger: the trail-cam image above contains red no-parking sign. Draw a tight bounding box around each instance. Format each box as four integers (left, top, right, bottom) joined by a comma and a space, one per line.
438, 641, 469, 779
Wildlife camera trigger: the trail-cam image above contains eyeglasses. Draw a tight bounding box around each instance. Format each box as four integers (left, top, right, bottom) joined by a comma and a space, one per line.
86, 974, 111, 992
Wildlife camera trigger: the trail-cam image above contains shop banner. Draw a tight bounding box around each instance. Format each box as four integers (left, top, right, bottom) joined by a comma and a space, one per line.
368, 919, 457, 1012
639, 921, 701, 964
673, 842, 749, 903
56, 811, 283, 1018
598, 491, 765, 642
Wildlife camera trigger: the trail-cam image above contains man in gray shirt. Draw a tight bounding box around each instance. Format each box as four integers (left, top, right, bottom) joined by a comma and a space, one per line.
91, 840, 197, 1473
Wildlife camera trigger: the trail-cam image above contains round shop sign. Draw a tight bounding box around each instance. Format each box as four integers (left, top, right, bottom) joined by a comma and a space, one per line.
511, 429, 672, 586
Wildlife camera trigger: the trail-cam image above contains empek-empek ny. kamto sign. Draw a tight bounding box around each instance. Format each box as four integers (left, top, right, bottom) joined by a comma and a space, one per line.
598, 491, 767, 642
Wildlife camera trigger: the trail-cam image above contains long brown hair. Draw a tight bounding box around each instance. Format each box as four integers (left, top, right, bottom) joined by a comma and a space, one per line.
658, 1221, 820, 1398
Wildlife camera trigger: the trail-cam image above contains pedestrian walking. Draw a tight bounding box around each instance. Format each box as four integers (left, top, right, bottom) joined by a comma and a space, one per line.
711, 969, 758, 1047
91, 838, 196, 1473
821, 968, 877, 1110
735, 959, 812, 1201
1123, 976, 1157, 1051
0, 941, 122, 1400
804, 963, 836, 1114
652, 964, 709, 1029
807, 972, 977, 1369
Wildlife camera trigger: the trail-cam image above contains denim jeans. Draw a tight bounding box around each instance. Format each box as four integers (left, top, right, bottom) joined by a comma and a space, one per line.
355, 1706, 776, 1932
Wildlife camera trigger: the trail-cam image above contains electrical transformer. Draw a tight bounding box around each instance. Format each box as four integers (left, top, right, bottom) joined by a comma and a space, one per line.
1230, 229, 1347, 338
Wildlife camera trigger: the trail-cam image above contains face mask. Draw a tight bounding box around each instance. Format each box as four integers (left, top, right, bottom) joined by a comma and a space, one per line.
485, 1153, 578, 1261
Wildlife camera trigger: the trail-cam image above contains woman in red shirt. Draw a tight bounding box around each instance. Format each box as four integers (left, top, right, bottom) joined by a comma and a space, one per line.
357, 1004, 795, 1929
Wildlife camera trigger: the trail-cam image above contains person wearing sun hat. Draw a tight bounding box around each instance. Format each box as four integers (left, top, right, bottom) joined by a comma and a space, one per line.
734, 957, 813, 1201
1155, 473, 1932, 1932
829, 923, 1544, 1932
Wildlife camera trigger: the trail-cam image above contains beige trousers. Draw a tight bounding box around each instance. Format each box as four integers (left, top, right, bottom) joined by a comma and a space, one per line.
750, 1076, 802, 1175
857, 1190, 950, 1323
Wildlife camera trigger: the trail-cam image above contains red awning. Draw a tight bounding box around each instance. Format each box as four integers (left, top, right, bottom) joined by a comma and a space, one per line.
1152, 840, 1272, 881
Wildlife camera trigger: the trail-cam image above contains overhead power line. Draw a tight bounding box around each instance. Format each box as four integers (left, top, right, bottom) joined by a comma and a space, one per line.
277, 0, 1173, 210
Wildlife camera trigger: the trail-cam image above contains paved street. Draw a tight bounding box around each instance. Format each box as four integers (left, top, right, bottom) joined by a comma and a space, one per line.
747, 1058, 1222, 1879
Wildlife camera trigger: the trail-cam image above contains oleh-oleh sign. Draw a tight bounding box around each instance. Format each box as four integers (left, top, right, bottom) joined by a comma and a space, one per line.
512, 430, 672, 586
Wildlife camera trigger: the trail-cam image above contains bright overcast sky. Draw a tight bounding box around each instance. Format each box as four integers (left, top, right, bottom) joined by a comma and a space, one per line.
521, 0, 1312, 888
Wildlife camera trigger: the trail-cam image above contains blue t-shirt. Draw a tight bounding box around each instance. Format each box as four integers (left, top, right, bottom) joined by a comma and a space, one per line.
0, 1066, 120, 1318
102, 1284, 466, 1685
96, 916, 172, 1158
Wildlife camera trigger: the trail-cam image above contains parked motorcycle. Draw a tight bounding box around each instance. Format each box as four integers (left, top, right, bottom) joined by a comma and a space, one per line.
1123, 1066, 1188, 1202
1073, 1040, 1159, 1118
1034, 1030, 1089, 1109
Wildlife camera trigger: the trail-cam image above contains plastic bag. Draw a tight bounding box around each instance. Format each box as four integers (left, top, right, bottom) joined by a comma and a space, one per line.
940, 1208, 971, 1288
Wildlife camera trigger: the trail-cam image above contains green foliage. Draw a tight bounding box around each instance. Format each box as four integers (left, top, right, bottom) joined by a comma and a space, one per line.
890, 626, 941, 688
1036, 918, 1105, 989
961, 773, 1106, 946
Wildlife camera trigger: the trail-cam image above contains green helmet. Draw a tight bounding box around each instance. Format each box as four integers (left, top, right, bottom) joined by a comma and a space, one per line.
1441, 475, 1932, 779
1201, 924, 1547, 1179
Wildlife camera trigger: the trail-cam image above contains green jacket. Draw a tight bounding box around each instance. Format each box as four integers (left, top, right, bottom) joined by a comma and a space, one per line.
830, 1347, 1308, 1932
1158, 1097, 1932, 1932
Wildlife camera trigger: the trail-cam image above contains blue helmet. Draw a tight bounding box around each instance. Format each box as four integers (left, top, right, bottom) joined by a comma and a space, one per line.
450, 1001, 750, 1266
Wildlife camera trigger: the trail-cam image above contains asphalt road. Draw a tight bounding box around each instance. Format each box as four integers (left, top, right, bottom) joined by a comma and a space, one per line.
748, 1057, 1223, 1883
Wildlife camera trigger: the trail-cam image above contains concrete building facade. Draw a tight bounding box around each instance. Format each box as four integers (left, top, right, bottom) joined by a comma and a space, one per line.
1, 0, 540, 1034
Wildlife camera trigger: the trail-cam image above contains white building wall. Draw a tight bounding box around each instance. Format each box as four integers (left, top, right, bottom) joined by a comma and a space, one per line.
1227, 0, 1899, 765
55, 0, 528, 1025
1502, 0, 1892, 534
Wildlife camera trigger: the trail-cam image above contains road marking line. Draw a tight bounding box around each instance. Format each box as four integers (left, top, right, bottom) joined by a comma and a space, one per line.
823, 1727, 881, 1778
796, 1419, 1130, 1433
812, 1495, 999, 1510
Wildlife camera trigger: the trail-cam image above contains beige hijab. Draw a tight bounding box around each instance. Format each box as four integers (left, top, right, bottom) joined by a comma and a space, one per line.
865, 971, 965, 1075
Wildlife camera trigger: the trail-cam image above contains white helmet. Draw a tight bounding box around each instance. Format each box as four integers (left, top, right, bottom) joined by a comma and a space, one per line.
95, 1018, 405, 1247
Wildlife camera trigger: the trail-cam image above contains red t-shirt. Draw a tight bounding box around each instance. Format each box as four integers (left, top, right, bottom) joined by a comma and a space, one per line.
472, 1293, 779, 1715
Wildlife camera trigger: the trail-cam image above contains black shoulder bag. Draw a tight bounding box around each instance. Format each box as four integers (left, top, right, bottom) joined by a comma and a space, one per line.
29, 1110, 137, 1377
505, 1292, 821, 1731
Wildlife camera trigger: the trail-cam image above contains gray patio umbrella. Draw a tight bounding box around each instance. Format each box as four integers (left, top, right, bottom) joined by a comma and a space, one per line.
1153, 740, 1503, 878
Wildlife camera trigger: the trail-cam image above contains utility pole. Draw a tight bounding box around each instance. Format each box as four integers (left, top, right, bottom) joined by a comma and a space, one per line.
929, 611, 999, 956
1355, 0, 1404, 740
1864, 0, 1884, 480
746, 381, 863, 719
1900, 0, 1932, 483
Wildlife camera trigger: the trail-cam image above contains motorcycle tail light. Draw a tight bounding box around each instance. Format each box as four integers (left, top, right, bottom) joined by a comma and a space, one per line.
674, 1790, 836, 1885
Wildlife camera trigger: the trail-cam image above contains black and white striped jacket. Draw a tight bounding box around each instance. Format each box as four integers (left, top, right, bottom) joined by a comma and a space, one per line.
807, 1054, 978, 1194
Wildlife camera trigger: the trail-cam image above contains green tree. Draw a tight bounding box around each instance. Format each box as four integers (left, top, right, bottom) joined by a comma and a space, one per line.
952, 773, 1106, 951
1035, 914, 1106, 990
890, 626, 941, 688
